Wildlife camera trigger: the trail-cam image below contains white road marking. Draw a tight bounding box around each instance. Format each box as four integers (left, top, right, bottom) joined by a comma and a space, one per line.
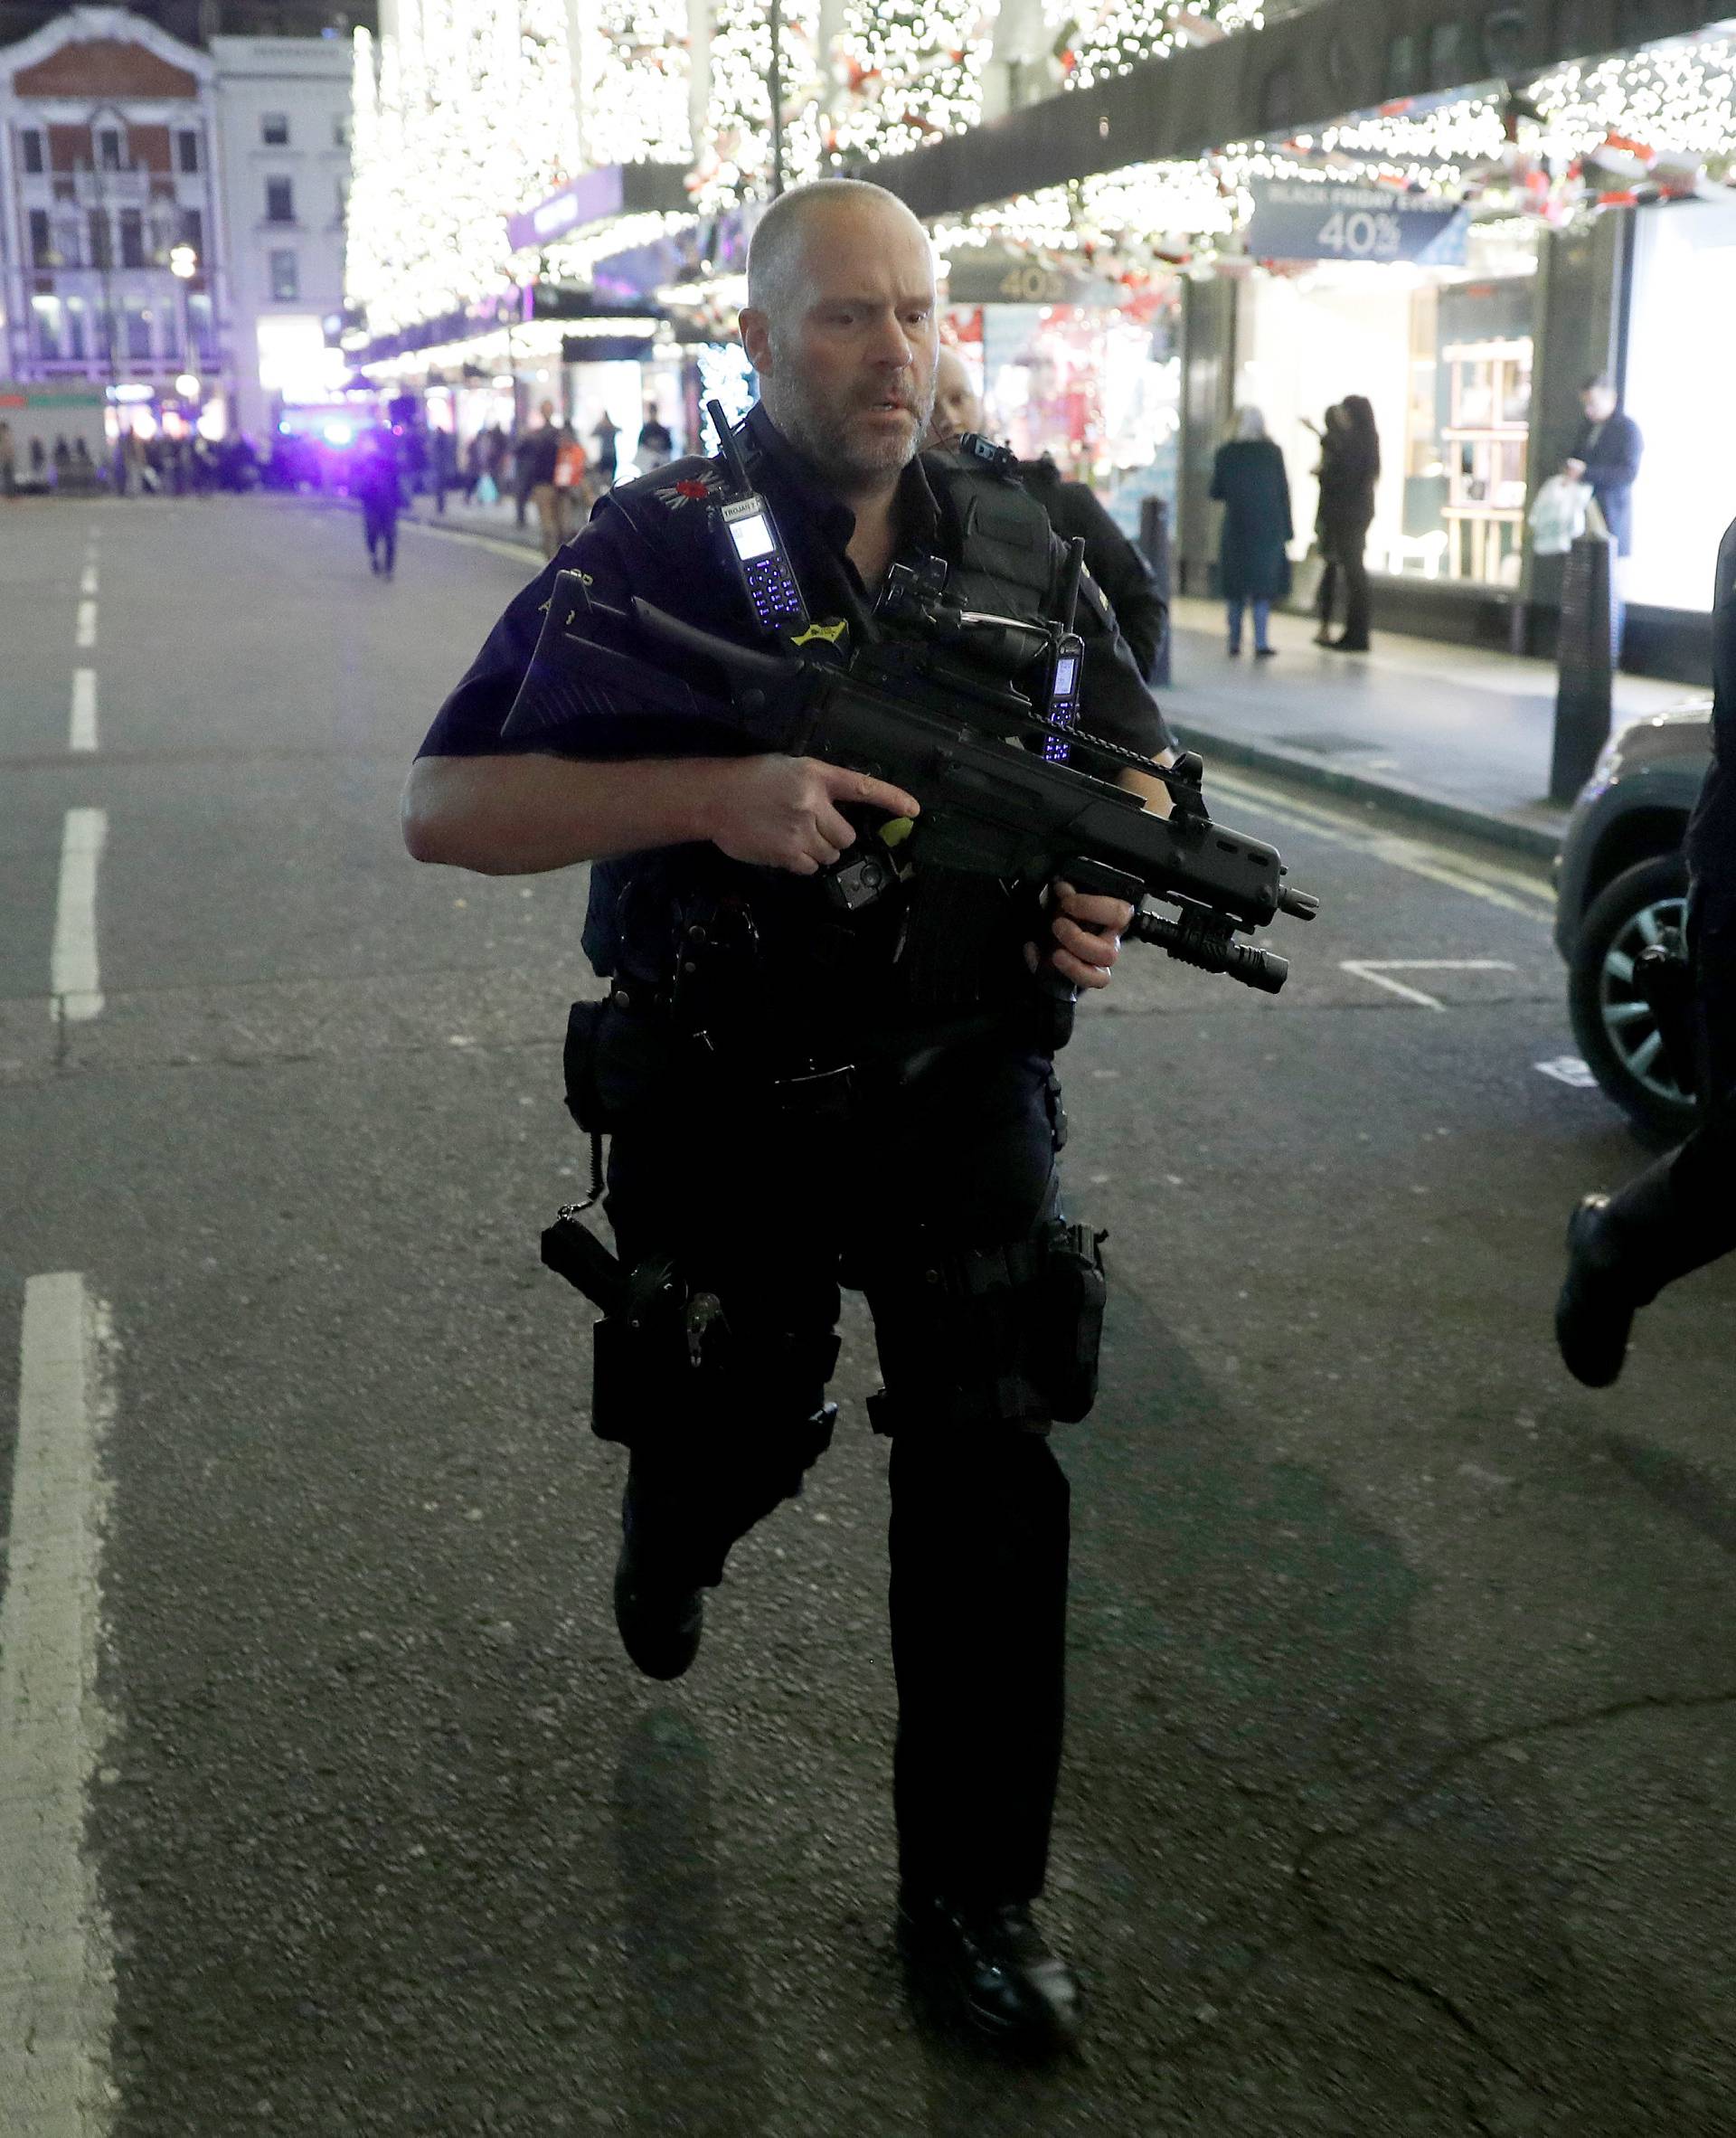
80, 564, 98, 597
52, 809, 107, 1021
70, 670, 99, 753
75, 601, 97, 650
1340, 959, 1518, 1011
0, 1272, 119, 2137
1205, 769, 1555, 920
1536, 1055, 1599, 1088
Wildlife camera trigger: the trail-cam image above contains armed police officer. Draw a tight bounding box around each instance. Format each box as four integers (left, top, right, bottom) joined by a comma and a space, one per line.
929, 345, 1168, 683
402, 178, 1177, 2056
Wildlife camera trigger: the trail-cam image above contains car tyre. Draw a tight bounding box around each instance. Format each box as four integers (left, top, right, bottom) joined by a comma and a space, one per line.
1567, 853, 1699, 1141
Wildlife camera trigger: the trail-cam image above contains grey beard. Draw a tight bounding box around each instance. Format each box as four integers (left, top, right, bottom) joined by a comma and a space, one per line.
765, 375, 933, 490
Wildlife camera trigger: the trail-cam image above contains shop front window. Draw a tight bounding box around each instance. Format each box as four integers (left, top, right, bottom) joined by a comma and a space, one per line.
1236, 232, 1536, 593
1623, 193, 1736, 613
948, 282, 1183, 542
1437, 327, 1532, 586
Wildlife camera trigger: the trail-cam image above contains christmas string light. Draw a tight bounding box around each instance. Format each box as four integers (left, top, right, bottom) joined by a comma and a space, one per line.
826, 1, 991, 163
1053, 0, 1261, 92
693, 0, 826, 206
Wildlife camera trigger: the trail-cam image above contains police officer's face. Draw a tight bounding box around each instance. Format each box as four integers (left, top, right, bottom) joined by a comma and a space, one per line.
750, 202, 939, 489
928, 348, 983, 447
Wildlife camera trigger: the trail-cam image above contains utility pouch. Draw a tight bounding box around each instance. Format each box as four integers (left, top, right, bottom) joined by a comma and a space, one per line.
1028, 1220, 1108, 1424
561, 997, 613, 1134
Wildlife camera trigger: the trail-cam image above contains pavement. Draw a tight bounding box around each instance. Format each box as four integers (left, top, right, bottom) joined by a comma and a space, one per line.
393, 486, 1711, 863
1162, 597, 1703, 862
5, 494, 1736, 2134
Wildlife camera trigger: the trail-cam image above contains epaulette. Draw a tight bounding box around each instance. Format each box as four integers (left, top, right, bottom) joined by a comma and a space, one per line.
950, 430, 1021, 479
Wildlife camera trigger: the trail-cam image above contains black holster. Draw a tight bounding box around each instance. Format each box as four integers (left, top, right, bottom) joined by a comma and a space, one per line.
866, 1216, 1108, 1435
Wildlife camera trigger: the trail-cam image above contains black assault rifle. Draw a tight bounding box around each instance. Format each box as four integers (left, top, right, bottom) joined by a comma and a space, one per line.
501, 462, 1318, 996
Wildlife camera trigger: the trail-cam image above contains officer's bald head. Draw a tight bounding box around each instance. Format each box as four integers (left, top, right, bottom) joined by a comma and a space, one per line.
746, 180, 930, 333
739, 181, 939, 497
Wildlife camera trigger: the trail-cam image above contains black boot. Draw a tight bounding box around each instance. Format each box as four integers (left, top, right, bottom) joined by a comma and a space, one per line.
613, 1476, 704, 1681
1554, 1195, 1640, 1388
896, 1887, 1082, 2054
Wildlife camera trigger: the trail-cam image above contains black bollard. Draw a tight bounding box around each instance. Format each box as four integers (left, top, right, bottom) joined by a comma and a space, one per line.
1550, 528, 1617, 805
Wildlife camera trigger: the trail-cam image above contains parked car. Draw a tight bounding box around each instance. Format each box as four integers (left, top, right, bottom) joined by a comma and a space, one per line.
1554, 704, 1712, 1136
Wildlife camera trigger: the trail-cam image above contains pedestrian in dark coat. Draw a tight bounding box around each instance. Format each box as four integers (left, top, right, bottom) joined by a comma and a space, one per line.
1315, 393, 1379, 650
353, 422, 401, 578
1209, 408, 1292, 657
1566, 376, 1643, 557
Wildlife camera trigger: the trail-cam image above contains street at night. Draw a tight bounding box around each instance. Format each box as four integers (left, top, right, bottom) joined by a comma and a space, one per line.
5, 495, 1734, 2133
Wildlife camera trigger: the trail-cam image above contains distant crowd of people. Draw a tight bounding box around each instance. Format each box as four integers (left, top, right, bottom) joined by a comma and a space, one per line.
340, 399, 682, 580
0, 419, 266, 498
434, 400, 678, 558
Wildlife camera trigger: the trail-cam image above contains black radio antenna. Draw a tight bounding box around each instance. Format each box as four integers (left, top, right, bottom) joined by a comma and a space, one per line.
1056, 535, 1086, 634
705, 397, 752, 498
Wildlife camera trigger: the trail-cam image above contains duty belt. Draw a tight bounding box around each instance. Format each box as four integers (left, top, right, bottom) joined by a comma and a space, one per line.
604, 979, 1012, 1116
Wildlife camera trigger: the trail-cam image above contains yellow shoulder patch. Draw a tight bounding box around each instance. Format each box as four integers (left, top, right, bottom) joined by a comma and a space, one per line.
790, 617, 850, 648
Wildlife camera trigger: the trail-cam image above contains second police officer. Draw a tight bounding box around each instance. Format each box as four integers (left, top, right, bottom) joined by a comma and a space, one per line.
401, 178, 1179, 2056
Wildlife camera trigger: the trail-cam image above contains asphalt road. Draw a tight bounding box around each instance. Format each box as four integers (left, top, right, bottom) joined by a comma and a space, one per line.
3, 495, 1733, 2138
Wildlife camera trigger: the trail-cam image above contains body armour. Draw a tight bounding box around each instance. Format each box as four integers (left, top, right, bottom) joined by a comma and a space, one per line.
417, 405, 1172, 1044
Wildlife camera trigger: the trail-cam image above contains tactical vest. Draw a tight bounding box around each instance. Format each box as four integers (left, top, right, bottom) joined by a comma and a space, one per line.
587, 444, 1066, 1037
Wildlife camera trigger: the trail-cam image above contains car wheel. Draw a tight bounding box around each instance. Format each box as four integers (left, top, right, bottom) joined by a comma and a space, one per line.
1567, 853, 1698, 1140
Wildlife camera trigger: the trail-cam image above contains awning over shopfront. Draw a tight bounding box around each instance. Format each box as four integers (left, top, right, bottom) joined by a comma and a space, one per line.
505, 164, 693, 255
354, 285, 665, 370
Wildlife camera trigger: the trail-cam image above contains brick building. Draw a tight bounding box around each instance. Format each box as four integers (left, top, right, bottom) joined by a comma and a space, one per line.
0, 5, 228, 429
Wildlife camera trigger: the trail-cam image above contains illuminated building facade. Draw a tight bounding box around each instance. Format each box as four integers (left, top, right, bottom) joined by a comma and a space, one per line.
0, 5, 230, 434
859, 0, 1736, 676
211, 33, 354, 442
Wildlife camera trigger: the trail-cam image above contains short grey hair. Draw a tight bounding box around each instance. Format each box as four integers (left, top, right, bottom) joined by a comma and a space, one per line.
1235, 406, 1268, 441
746, 178, 929, 328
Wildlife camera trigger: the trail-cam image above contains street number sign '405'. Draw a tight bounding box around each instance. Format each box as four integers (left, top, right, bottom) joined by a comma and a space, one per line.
1244, 180, 1470, 268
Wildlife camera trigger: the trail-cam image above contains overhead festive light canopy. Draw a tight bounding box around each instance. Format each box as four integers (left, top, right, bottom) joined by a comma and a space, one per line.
692, 0, 826, 206
346, 8, 1736, 355
346, 0, 577, 339
1049, 0, 1260, 91
346, 0, 693, 339
825, 1, 992, 162
576, 0, 693, 168
1530, 31, 1736, 169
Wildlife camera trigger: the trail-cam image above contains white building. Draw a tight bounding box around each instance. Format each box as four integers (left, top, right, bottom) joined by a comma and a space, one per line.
210, 31, 350, 441
0, 5, 230, 429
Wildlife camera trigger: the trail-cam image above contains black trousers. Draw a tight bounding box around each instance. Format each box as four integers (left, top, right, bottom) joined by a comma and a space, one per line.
1318, 519, 1372, 645
599, 1026, 1074, 1906
363, 499, 397, 572
1599, 898, 1736, 1294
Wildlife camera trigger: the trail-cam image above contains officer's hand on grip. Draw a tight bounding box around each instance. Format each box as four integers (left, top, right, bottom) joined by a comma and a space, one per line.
1026, 878, 1134, 991
702, 754, 920, 876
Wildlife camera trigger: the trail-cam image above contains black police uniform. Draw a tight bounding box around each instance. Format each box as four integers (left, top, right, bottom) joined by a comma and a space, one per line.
1559, 516, 1736, 1378
418, 403, 1170, 1911
1014, 454, 1168, 683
